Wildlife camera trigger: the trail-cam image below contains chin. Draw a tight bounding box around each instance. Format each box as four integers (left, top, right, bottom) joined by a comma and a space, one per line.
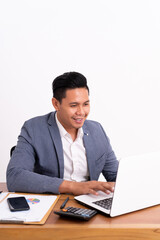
73, 123, 84, 129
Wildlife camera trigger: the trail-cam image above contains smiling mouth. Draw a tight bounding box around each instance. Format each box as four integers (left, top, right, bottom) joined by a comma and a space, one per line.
72, 117, 84, 123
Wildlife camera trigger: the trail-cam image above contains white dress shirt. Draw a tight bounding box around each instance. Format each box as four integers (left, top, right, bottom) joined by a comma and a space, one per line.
55, 113, 89, 182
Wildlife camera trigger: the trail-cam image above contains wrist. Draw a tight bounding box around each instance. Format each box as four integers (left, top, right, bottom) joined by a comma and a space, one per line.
59, 180, 76, 194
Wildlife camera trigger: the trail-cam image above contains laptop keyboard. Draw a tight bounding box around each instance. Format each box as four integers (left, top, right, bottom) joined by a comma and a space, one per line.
92, 197, 113, 210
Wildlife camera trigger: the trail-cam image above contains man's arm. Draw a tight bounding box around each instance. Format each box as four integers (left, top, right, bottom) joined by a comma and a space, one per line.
7, 148, 64, 194
7, 121, 63, 194
59, 180, 115, 196
99, 124, 119, 182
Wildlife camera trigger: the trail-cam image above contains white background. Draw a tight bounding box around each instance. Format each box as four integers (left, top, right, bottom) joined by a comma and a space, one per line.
1, 0, 160, 182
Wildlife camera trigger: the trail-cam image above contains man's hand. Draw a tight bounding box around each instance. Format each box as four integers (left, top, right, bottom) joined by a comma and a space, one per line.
59, 180, 115, 196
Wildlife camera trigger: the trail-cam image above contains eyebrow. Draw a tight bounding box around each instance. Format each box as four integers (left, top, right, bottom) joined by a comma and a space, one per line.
69, 100, 90, 105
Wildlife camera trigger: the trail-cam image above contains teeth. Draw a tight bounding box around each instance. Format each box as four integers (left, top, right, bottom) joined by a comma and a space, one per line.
73, 118, 83, 122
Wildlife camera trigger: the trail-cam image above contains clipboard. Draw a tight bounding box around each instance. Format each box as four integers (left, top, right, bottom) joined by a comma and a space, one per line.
0, 192, 60, 225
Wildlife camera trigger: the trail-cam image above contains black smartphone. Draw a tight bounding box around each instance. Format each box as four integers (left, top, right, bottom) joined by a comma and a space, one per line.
7, 197, 30, 212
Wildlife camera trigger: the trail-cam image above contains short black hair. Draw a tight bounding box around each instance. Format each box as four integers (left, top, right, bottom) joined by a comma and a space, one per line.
52, 72, 89, 102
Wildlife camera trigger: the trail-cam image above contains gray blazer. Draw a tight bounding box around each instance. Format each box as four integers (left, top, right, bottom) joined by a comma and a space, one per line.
7, 112, 118, 194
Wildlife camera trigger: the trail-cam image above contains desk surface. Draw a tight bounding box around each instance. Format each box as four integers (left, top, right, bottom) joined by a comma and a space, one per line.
0, 182, 160, 240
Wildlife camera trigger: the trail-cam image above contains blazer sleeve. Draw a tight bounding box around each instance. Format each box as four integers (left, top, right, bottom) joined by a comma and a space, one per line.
99, 124, 119, 182
6, 121, 63, 194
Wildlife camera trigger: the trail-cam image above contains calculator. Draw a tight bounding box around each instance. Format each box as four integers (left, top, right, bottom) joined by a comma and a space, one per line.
54, 206, 97, 220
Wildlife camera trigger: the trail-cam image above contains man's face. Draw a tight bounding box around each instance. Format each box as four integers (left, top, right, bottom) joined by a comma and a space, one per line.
52, 88, 90, 132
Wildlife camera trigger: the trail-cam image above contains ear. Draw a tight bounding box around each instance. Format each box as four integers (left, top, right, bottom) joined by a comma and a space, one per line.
52, 98, 60, 111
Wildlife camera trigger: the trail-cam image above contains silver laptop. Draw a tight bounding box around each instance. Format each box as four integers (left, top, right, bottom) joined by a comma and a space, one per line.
75, 152, 160, 217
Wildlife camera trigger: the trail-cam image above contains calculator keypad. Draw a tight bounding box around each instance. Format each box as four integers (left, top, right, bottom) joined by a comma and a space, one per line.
54, 206, 97, 220
65, 207, 96, 217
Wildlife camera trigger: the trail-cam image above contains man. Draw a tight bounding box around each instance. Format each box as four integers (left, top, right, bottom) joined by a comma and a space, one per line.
7, 72, 118, 195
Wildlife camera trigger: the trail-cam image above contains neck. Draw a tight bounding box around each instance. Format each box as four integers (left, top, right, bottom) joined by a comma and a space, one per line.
56, 113, 79, 141
67, 128, 78, 141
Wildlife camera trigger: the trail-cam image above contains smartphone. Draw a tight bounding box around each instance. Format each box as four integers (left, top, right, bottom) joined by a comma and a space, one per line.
7, 197, 30, 212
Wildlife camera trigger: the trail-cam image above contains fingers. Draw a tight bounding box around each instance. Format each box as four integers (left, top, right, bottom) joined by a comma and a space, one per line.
102, 183, 114, 192
69, 181, 115, 196
88, 188, 99, 196
107, 182, 115, 188
88, 181, 115, 195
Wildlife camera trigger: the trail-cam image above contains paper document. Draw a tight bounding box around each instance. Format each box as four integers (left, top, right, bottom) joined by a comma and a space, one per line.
0, 193, 57, 223
0, 192, 9, 202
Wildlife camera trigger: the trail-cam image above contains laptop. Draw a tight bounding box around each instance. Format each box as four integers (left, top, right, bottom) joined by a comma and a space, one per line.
74, 152, 160, 217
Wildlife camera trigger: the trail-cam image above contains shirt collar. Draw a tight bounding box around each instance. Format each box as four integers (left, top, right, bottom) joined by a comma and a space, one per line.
55, 112, 84, 139
55, 113, 67, 138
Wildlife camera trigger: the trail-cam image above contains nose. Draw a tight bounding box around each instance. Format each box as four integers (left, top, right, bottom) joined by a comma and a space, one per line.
76, 106, 85, 116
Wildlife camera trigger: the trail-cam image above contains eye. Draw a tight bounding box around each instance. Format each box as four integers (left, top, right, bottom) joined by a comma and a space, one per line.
70, 104, 77, 107
84, 102, 89, 106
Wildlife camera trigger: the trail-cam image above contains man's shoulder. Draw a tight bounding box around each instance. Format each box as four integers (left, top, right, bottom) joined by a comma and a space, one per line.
83, 119, 103, 131
24, 112, 55, 126
83, 119, 108, 140
84, 119, 101, 126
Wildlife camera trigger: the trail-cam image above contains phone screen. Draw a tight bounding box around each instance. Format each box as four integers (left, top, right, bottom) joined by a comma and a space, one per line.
7, 197, 30, 212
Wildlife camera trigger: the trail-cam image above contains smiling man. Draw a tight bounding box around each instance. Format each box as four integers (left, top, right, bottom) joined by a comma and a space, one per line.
7, 72, 118, 195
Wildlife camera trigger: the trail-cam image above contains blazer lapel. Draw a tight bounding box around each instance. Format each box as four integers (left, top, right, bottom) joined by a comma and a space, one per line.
83, 124, 96, 180
48, 112, 64, 178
